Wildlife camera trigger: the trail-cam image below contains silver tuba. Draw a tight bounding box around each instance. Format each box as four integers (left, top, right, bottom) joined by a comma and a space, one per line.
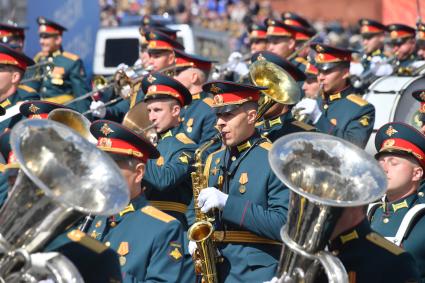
0, 119, 130, 282
269, 132, 387, 283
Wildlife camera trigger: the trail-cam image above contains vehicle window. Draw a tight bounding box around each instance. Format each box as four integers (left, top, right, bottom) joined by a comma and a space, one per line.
104, 38, 139, 67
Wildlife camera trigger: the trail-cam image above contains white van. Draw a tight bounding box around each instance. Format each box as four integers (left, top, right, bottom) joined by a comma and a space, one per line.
93, 24, 195, 76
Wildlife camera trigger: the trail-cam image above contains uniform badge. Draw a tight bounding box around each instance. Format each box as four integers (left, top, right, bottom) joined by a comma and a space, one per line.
28, 104, 40, 114
215, 158, 220, 164
315, 45, 324, 53
239, 173, 248, 194
359, 115, 369, 127
210, 84, 221, 94
390, 30, 398, 39
330, 118, 337, 126
168, 242, 183, 261
156, 156, 164, 166
385, 125, 398, 137
98, 137, 112, 148
383, 139, 395, 148
100, 123, 114, 136
257, 53, 266, 61
117, 242, 129, 256
147, 85, 157, 94
217, 175, 223, 187
39, 25, 47, 32
90, 230, 99, 239
420, 91, 425, 101
179, 152, 190, 164
186, 118, 194, 133
147, 74, 156, 83
213, 94, 224, 105
95, 221, 102, 228
211, 167, 219, 176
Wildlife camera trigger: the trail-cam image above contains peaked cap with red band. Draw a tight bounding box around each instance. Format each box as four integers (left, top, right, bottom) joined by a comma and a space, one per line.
358, 19, 386, 35
281, 12, 313, 30
146, 30, 184, 52
311, 43, 353, 71
265, 18, 297, 38
141, 72, 192, 106
375, 122, 425, 170
0, 23, 25, 40
251, 51, 306, 81
305, 62, 319, 78
412, 89, 425, 123
37, 16, 67, 35
0, 43, 34, 71
248, 24, 268, 40
0, 131, 19, 172
90, 120, 159, 163
202, 80, 266, 114
174, 49, 216, 71
19, 100, 69, 119
387, 24, 415, 43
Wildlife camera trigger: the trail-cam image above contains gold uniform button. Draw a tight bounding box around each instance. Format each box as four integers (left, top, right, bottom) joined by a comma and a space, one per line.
332, 250, 339, 256
231, 156, 236, 161
418, 192, 424, 197
110, 222, 117, 227
105, 241, 111, 247
383, 218, 389, 224
239, 185, 246, 194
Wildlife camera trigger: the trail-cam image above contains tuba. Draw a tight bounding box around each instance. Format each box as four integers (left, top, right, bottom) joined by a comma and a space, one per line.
268, 132, 387, 283
0, 119, 129, 282
249, 59, 301, 121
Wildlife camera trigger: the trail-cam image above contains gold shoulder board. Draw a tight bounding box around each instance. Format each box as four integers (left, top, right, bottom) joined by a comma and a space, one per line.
67, 229, 108, 254
259, 141, 272, 151
366, 232, 404, 255
255, 120, 265, 127
295, 57, 308, 64
18, 84, 37, 93
175, 133, 195, 144
62, 51, 79, 61
203, 97, 214, 107
33, 52, 44, 62
291, 120, 316, 131
141, 205, 176, 223
347, 94, 368, 107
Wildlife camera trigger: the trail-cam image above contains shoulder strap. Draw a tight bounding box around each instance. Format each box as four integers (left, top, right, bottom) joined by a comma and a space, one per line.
391, 203, 425, 246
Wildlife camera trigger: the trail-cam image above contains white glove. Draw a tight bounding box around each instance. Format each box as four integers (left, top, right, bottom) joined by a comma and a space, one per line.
349, 62, 364, 76
369, 57, 393, 76
294, 98, 322, 124
263, 277, 280, 283
228, 51, 243, 64
198, 187, 229, 213
116, 63, 129, 71
188, 240, 197, 256
90, 100, 106, 118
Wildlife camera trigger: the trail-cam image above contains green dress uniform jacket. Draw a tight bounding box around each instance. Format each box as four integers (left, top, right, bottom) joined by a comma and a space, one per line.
360, 49, 388, 72
204, 131, 289, 283
256, 111, 316, 142
370, 186, 425, 282
86, 194, 187, 283
33, 49, 91, 113
315, 85, 375, 148
143, 124, 197, 227
322, 219, 420, 283
45, 229, 123, 283
181, 91, 220, 157
394, 53, 418, 75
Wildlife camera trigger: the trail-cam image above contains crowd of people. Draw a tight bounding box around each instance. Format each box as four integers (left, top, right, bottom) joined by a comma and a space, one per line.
0, 5, 423, 283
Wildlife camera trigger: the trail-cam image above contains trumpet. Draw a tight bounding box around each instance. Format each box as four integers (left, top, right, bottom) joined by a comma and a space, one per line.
82, 64, 178, 116
65, 64, 154, 107
20, 61, 55, 84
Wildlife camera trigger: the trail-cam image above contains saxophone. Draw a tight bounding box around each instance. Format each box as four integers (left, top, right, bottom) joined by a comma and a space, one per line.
187, 134, 221, 283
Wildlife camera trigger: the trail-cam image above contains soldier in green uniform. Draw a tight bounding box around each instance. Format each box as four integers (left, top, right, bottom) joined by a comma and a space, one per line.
302, 62, 321, 99
293, 43, 375, 148
248, 23, 268, 54
173, 48, 220, 156
140, 73, 196, 226
0, 22, 25, 51
252, 51, 315, 142
190, 81, 289, 282
369, 122, 425, 281
90, 29, 184, 122
0, 44, 39, 134
281, 12, 316, 67
351, 19, 391, 91
387, 24, 418, 76
34, 17, 91, 113
265, 18, 313, 73
85, 119, 189, 282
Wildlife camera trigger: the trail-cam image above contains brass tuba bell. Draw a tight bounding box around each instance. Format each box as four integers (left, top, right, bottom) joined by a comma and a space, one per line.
269, 132, 387, 283
249, 59, 301, 121
0, 119, 129, 279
